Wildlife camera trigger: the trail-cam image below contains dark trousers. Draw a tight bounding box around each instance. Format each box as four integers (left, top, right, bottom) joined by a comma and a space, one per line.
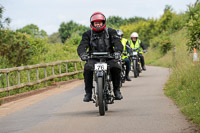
83, 59, 121, 94
123, 57, 131, 76
139, 54, 145, 67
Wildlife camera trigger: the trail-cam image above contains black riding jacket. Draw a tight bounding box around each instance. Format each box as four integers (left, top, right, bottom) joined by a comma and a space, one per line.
77, 28, 123, 57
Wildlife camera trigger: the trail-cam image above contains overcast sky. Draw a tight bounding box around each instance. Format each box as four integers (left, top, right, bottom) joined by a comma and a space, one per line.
0, 0, 196, 35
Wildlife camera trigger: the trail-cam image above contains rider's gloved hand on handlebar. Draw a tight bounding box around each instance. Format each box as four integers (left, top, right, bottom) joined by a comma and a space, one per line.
143, 50, 147, 53
114, 52, 121, 60
80, 52, 88, 61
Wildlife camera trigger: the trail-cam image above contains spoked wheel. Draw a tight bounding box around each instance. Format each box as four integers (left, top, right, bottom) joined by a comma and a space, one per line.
97, 77, 105, 116
122, 68, 126, 83
133, 60, 138, 78
137, 69, 140, 76
120, 69, 125, 87
137, 63, 140, 77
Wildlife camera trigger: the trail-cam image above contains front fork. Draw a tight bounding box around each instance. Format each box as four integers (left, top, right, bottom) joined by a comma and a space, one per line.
93, 71, 104, 106
93, 71, 114, 106
132, 56, 137, 69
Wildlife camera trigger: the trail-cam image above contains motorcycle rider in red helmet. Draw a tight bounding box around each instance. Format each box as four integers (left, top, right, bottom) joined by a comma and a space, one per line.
77, 12, 123, 102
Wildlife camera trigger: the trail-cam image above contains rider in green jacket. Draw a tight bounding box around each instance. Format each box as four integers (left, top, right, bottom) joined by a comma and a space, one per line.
129, 32, 147, 70
116, 30, 132, 81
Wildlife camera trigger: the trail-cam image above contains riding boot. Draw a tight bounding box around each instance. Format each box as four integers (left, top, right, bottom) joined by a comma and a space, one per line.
125, 72, 131, 81
83, 93, 92, 102
142, 66, 146, 71
110, 67, 123, 100
114, 87, 123, 100
139, 54, 146, 71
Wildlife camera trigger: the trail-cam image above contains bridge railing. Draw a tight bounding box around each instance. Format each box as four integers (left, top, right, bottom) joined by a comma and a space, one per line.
0, 60, 84, 96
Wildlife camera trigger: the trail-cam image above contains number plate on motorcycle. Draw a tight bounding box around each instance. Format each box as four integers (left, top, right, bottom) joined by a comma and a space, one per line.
95, 63, 107, 71
133, 52, 138, 55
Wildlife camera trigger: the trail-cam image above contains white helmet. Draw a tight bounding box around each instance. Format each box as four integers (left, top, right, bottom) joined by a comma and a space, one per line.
130, 32, 139, 38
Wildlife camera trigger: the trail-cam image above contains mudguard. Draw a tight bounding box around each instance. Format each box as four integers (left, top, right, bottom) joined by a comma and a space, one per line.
96, 71, 104, 77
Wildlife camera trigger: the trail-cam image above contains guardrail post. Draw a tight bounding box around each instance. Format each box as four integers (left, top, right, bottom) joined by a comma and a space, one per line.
59, 64, 61, 74
52, 66, 54, 75
36, 68, 39, 88
6, 73, 10, 96
36, 68, 39, 81
65, 63, 68, 73
17, 71, 20, 85
44, 67, 47, 86
0, 73, 2, 89
59, 64, 62, 81
27, 70, 30, 83
74, 62, 77, 71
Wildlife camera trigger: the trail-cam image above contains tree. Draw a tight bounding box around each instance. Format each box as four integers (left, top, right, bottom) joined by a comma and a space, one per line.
0, 5, 11, 29
0, 30, 42, 66
107, 16, 124, 28
106, 16, 146, 28
58, 20, 89, 43
123, 17, 146, 25
186, 0, 200, 50
48, 32, 62, 43
157, 5, 174, 33
16, 24, 48, 38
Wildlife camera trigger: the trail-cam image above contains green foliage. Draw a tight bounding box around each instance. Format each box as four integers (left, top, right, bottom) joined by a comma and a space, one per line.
121, 5, 186, 48
107, 16, 146, 29
32, 42, 79, 64
107, 16, 124, 28
0, 30, 46, 67
165, 63, 200, 125
150, 32, 172, 54
48, 32, 62, 43
157, 6, 174, 33
123, 17, 146, 25
146, 27, 200, 127
0, 5, 11, 29
16, 24, 48, 38
186, 1, 200, 50
65, 32, 82, 46
121, 20, 155, 47
58, 20, 89, 43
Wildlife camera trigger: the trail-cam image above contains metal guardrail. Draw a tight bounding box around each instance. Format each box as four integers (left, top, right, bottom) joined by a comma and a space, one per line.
0, 60, 84, 95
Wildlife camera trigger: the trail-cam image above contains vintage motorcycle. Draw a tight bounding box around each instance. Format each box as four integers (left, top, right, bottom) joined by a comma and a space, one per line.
88, 52, 116, 116
118, 58, 126, 87
130, 48, 142, 78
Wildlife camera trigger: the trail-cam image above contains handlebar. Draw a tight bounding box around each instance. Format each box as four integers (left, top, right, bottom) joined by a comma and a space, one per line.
131, 48, 147, 53
88, 52, 115, 60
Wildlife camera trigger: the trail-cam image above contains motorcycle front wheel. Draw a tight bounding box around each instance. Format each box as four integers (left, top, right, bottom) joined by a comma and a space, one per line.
133, 60, 138, 78
97, 77, 105, 116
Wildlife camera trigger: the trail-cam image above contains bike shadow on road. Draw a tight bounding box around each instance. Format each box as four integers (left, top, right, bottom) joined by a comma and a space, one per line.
53, 107, 131, 118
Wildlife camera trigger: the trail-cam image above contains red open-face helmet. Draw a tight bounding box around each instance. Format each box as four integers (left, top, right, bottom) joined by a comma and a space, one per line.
90, 12, 106, 31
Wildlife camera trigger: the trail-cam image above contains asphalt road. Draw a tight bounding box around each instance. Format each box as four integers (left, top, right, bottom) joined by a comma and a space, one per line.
0, 66, 198, 133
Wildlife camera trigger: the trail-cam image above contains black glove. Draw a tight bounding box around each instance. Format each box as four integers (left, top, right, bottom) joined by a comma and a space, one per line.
114, 52, 121, 60
80, 53, 88, 61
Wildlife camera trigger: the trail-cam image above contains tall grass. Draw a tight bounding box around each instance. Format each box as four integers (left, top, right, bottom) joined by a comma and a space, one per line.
145, 28, 200, 127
